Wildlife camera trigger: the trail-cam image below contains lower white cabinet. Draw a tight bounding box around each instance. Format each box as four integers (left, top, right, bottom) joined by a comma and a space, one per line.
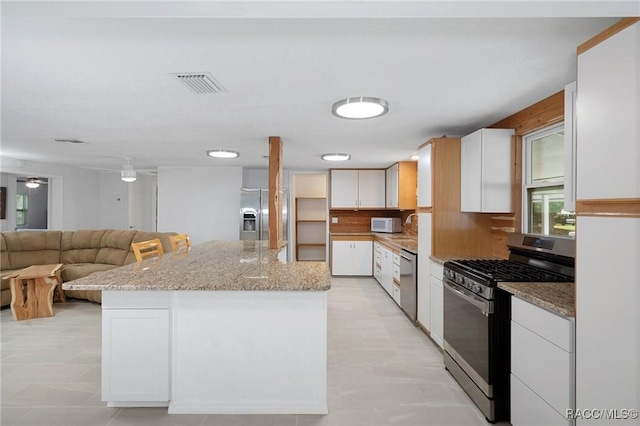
417, 213, 432, 330
379, 245, 394, 296
510, 297, 575, 426
429, 261, 444, 348
331, 240, 373, 276
102, 291, 170, 405
373, 242, 382, 282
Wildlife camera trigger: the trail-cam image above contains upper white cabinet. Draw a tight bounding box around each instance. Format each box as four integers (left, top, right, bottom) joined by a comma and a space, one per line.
417, 143, 432, 208
330, 169, 385, 209
577, 23, 640, 199
460, 128, 514, 213
386, 162, 417, 210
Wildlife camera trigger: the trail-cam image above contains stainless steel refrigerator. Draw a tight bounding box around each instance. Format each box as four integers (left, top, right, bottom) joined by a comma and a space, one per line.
239, 188, 288, 241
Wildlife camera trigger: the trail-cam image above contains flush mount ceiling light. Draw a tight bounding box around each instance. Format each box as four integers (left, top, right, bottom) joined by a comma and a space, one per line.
331, 96, 389, 119
25, 178, 40, 189
121, 157, 137, 183
321, 153, 351, 162
207, 149, 239, 159
410, 154, 420, 161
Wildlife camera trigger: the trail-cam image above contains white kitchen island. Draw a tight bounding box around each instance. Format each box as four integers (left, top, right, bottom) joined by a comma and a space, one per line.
63, 240, 331, 415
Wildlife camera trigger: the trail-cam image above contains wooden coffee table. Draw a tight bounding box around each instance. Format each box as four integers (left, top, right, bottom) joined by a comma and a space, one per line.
9, 263, 65, 321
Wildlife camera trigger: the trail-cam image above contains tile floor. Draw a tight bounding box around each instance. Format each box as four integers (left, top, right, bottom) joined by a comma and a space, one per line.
1, 277, 493, 426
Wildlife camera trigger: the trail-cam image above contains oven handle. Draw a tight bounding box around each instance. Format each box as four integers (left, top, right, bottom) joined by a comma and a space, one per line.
444, 280, 493, 315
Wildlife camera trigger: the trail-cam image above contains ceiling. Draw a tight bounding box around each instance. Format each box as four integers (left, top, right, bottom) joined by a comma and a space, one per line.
1, 1, 635, 173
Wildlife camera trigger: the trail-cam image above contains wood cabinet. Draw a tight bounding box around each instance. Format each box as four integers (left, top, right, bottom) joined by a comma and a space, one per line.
460, 128, 514, 213
576, 20, 640, 421
386, 162, 417, 210
331, 236, 373, 276
295, 197, 327, 261
102, 291, 170, 405
330, 169, 385, 209
429, 261, 444, 348
510, 297, 574, 426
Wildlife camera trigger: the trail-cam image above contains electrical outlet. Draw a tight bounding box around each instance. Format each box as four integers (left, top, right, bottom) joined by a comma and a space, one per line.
332, 217, 338, 224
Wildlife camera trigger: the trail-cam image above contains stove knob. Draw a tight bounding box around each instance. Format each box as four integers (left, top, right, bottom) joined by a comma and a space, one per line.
472, 284, 482, 294
459, 276, 466, 285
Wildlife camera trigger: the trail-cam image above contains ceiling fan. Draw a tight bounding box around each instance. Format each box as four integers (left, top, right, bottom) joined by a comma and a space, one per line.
17, 177, 48, 189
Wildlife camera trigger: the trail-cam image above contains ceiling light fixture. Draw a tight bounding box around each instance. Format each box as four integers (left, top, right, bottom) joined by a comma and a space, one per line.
321, 153, 351, 162
207, 149, 239, 159
410, 154, 420, 161
25, 178, 40, 189
121, 157, 137, 183
331, 96, 389, 119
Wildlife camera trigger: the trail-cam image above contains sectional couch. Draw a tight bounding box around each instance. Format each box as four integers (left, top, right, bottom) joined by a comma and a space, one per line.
0, 229, 176, 306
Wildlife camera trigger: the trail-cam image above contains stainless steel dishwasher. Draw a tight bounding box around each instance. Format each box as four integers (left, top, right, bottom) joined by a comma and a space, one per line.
399, 249, 417, 322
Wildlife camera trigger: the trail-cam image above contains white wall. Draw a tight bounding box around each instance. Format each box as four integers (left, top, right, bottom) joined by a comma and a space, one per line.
0, 157, 102, 231
99, 171, 129, 230
157, 167, 242, 245
242, 168, 291, 189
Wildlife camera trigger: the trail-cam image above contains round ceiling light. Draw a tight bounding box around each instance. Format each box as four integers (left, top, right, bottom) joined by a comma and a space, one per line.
25, 178, 40, 189
410, 154, 419, 161
207, 149, 239, 159
331, 96, 389, 119
321, 153, 351, 162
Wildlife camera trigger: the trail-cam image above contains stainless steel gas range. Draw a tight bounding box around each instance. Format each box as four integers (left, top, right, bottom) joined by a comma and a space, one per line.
442, 233, 575, 423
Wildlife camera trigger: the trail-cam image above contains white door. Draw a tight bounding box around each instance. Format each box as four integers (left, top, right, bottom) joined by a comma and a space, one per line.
330, 170, 358, 208
358, 170, 386, 208
386, 164, 399, 208
127, 182, 143, 231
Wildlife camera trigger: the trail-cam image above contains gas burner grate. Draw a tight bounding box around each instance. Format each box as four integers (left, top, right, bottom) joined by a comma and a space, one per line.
451, 259, 572, 283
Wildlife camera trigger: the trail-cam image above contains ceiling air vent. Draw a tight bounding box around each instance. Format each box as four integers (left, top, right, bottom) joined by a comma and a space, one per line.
54, 139, 87, 144
171, 72, 227, 94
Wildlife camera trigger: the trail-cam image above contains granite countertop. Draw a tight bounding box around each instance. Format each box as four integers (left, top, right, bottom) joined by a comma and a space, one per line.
498, 282, 575, 317
331, 232, 418, 254
62, 240, 331, 292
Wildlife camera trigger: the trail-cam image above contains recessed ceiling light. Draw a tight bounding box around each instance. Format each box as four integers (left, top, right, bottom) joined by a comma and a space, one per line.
410, 154, 419, 161
207, 149, 239, 159
332, 97, 389, 119
321, 153, 351, 162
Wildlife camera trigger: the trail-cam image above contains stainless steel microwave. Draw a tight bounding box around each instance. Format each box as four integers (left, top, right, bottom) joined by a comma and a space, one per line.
371, 217, 402, 233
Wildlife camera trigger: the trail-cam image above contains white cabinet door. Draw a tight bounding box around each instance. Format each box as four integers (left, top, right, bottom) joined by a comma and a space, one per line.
379, 245, 394, 296
417, 144, 432, 208
511, 375, 569, 426
330, 170, 359, 208
386, 163, 399, 208
102, 309, 170, 403
429, 274, 443, 348
373, 242, 382, 283
461, 128, 514, 213
358, 170, 386, 208
331, 240, 372, 276
417, 213, 432, 330
577, 23, 640, 200
564, 81, 577, 212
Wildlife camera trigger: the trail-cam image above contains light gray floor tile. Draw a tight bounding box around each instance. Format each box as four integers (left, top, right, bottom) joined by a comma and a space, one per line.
0, 278, 492, 425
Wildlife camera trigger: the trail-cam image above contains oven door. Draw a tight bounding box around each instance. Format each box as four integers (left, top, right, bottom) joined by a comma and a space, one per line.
443, 278, 494, 397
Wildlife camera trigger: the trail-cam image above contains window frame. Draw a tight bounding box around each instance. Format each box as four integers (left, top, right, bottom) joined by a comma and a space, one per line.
16, 194, 28, 226
522, 122, 566, 235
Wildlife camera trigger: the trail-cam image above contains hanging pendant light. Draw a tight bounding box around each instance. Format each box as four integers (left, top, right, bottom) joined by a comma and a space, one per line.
121, 157, 137, 183
25, 178, 40, 188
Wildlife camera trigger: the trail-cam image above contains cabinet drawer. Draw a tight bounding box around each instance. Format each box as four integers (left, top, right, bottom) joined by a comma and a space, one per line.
393, 284, 401, 305
393, 263, 400, 281
512, 297, 574, 352
430, 261, 444, 280
374, 242, 381, 253
511, 321, 572, 415
392, 253, 400, 266
511, 374, 570, 426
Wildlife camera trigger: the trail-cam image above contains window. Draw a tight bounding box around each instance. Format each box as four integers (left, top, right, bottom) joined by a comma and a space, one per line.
16, 194, 28, 226
523, 123, 575, 238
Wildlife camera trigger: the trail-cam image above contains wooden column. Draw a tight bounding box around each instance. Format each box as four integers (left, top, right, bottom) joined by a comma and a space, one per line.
269, 136, 284, 249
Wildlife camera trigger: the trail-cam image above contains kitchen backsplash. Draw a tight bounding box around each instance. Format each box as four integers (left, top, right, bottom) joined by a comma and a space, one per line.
329, 209, 417, 235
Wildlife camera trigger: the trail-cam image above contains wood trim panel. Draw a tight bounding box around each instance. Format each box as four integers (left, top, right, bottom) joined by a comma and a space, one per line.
268, 136, 284, 249
417, 206, 433, 213
490, 91, 564, 137
398, 161, 418, 210
431, 137, 493, 258
576, 198, 640, 218
418, 139, 433, 150
577, 18, 640, 55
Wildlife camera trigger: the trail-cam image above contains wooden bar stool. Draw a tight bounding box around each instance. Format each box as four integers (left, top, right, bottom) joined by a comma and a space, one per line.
131, 238, 164, 262
169, 234, 191, 252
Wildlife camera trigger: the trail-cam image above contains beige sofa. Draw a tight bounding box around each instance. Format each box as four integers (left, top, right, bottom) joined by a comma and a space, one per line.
1, 229, 176, 306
